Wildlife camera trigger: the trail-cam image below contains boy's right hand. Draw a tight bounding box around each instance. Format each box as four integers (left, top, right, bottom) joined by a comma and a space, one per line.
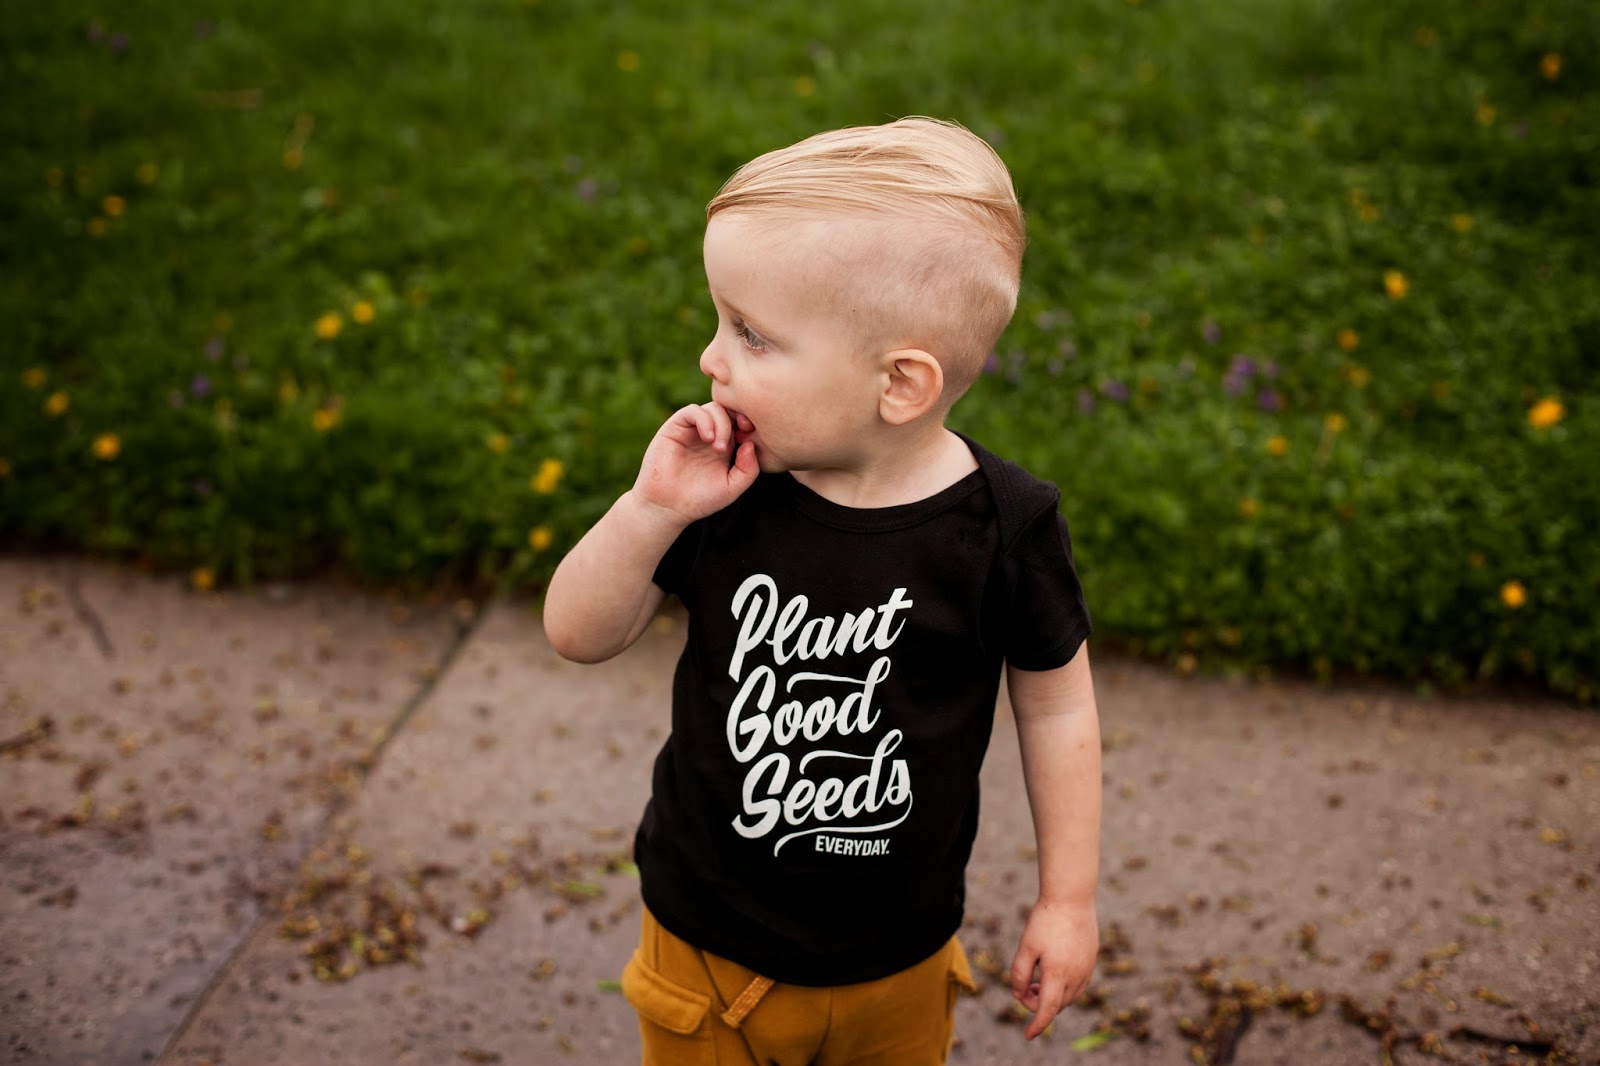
633, 402, 759, 524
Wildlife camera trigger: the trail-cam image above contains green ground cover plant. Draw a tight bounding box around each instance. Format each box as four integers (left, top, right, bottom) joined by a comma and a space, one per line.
2, 0, 1595, 699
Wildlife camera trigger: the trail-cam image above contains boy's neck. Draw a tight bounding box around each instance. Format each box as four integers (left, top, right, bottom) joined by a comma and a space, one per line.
789, 423, 978, 509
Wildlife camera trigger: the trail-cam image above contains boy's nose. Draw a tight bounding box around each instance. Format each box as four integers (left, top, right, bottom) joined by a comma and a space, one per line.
699, 344, 728, 383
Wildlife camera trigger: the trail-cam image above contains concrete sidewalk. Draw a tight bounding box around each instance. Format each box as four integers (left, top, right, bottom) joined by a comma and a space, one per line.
2, 557, 1596, 1065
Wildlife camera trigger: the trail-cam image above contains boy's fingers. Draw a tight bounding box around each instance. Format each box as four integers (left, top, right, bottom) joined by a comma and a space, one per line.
669, 404, 714, 444
1025, 973, 1068, 1040
1009, 950, 1038, 1001
727, 441, 759, 484
703, 402, 733, 452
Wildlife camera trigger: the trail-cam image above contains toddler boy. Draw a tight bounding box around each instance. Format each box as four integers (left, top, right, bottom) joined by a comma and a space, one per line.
544, 117, 1101, 1065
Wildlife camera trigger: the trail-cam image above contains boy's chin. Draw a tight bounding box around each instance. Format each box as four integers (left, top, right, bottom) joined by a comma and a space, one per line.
753, 448, 787, 474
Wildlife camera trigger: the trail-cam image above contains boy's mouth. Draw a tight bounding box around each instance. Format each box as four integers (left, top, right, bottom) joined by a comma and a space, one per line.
730, 409, 755, 447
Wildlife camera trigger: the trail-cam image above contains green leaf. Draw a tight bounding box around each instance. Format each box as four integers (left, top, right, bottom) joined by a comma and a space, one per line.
596, 978, 623, 993
1070, 1030, 1118, 1052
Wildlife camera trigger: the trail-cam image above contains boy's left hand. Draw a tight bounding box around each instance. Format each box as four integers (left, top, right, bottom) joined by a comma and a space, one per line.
1009, 897, 1098, 1040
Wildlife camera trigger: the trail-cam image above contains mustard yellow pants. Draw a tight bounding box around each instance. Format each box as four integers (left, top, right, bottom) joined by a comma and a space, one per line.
623, 905, 976, 1066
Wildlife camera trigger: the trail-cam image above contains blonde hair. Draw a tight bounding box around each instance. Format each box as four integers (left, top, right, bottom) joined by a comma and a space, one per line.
707, 117, 1025, 401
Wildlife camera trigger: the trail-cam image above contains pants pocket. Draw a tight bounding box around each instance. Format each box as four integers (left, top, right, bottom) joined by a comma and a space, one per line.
943, 938, 978, 1056
622, 949, 717, 1064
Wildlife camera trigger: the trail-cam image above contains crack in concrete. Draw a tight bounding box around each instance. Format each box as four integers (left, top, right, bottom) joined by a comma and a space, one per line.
152, 583, 509, 1064
63, 569, 116, 659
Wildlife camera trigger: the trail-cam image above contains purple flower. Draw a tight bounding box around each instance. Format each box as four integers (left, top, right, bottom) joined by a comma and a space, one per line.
1257, 388, 1283, 412
1229, 354, 1256, 378
1034, 310, 1059, 330
1057, 338, 1077, 358
1202, 319, 1221, 345
983, 352, 1000, 375
1005, 368, 1023, 385
204, 336, 225, 361
109, 32, 129, 55
575, 178, 598, 201
1101, 379, 1130, 402
1178, 357, 1196, 377
168, 390, 185, 409
1076, 389, 1097, 413
1223, 373, 1247, 397
1047, 359, 1064, 377
190, 374, 211, 397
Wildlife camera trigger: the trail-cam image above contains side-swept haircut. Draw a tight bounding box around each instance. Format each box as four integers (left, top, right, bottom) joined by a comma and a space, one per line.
707, 117, 1025, 401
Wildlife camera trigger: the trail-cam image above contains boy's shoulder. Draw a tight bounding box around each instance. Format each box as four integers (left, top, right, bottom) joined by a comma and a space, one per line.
956, 434, 1062, 551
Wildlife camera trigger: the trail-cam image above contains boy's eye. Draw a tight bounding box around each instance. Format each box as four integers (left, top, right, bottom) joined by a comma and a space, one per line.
733, 321, 766, 351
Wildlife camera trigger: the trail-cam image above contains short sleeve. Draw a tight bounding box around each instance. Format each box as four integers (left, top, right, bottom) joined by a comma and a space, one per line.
651, 519, 704, 596
1000, 507, 1093, 671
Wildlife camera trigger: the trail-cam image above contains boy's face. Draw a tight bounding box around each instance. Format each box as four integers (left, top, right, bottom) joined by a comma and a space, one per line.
700, 214, 884, 475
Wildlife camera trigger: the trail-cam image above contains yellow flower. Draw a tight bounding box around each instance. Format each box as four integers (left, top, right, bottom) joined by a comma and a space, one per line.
1500, 581, 1526, 609
1414, 27, 1437, 47
1325, 413, 1348, 433
312, 407, 340, 433
487, 432, 510, 453
1337, 328, 1360, 351
23, 367, 46, 388
1266, 436, 1289, 457
46, 167, 63, 187
1383, 270, 1408, 300
92, 433, 121, 460
102, 195, 125, 218
1357, 202, 1379, 223
1342, 365, 1371, 388
1541, 53, 1561, 81
0, 458, 11, 478
1528, 397, 1564, 429
1238, 497, 1259, 518
1451, 213, 1474, 234
1475, 100, 1496, 126
283, 147, 305, 170
87, 217, 109, 237
1468, 551, 1486, 568
617, 50, 641, 72
315, 312, 343, 339
136, 162, 159, 185
530, 457, 564, 494
45, 391, 70, 416
279, 379, 300, 403
191, 567, 216, 592
351, 300, 376, 324
529, 526, 554, 552
793, 75, 817, 97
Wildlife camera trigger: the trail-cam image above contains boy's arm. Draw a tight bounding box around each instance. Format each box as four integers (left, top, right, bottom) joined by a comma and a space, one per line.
543, 402, 757, 663
1006, 642, 1101, 1041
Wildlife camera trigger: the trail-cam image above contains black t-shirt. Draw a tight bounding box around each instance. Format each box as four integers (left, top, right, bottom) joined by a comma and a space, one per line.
637, 436, 1091, 985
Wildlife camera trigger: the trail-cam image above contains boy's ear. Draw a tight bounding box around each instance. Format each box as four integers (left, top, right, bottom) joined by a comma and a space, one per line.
879, 349, 944, 426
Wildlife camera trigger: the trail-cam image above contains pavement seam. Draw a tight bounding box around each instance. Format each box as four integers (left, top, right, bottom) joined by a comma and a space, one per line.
63, 567, 116, 658
153, 582, 510, 1064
